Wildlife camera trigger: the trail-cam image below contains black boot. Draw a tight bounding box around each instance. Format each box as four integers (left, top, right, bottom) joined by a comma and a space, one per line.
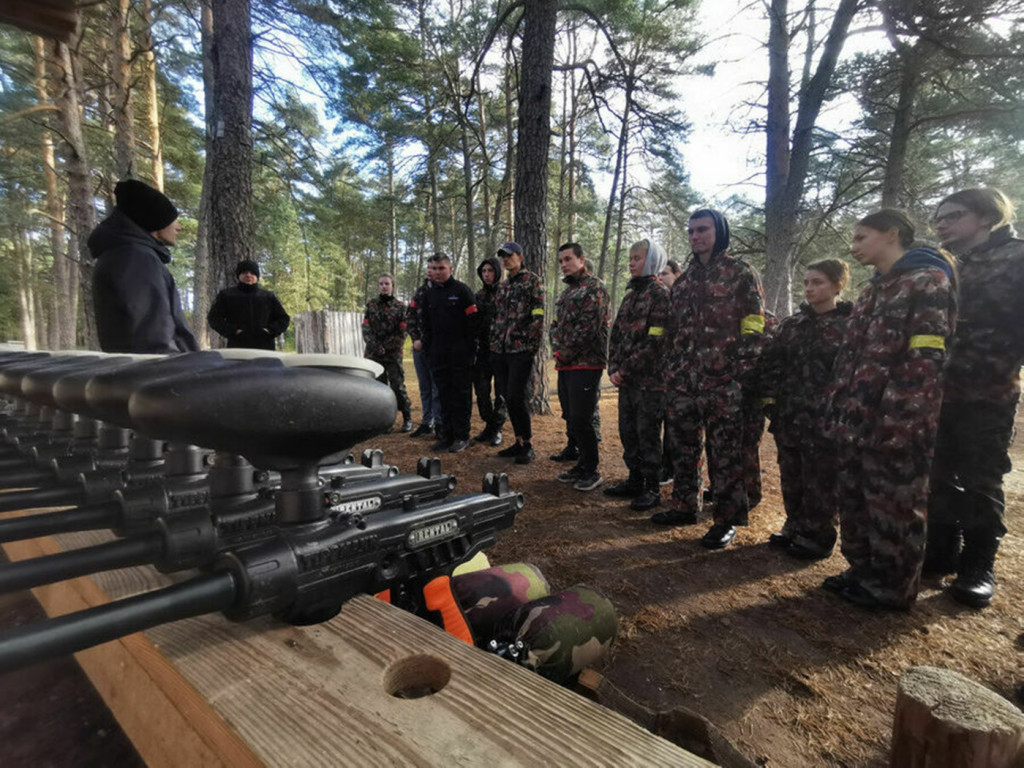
949, 529, 1000, 608
630, 478, 661, 511
604, 473, 642, 498
922, 522, 961, 577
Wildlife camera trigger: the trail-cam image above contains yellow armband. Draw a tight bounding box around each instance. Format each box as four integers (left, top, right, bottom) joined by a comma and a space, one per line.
531, 308, 545, 317
908, 334, 945, 351
648, 326, 665, 336
741, 315, 765, 335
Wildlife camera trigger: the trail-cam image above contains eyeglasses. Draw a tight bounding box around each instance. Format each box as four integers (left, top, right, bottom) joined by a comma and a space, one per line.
934, 210, 968, 226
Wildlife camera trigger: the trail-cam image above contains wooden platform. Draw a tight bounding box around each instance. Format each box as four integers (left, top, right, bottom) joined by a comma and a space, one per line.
2, 526, 712, 766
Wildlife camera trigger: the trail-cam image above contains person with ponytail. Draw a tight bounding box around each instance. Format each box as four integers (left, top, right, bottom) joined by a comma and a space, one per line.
824, 210, 956, 610
926, 188, 1024, 608
762, 259, 852, 560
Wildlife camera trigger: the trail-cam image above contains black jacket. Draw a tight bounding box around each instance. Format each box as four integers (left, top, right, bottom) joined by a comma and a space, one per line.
207, 283, 290, 350
88, 210, 198, 353
421, 277, 478, 367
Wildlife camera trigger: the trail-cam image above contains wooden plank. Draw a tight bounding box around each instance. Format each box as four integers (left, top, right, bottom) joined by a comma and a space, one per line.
3, 528, 713, 767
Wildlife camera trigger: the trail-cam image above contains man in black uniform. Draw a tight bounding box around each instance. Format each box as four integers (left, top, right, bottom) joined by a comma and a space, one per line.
420, 253, 479, 453
207, 260, 290, 350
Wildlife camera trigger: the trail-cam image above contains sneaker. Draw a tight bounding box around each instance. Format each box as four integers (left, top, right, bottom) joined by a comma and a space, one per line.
487, 430, 503, 447
557, 466, 584, 483
473, 429, 491, 443
549, 445, 579, 462
400, 419, 414, 433
603, 479, 642, 498
700, 523, 736, 550
431, 438, 453, 452
573, 471, 603, 491
497, 442, 523, 458
514, 445, 536, 465
448, 439, 470, 454
630, 489, 661, 511
410, 422, 433, 438
659, 470, 673, 486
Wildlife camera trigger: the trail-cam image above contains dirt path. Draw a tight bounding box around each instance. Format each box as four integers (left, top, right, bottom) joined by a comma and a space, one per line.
356, 371, 1024, 767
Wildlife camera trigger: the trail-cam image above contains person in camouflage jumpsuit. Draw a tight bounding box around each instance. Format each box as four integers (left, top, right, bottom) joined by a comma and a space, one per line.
662, 209, 765, 549
825, 210, 956, 610
761, 260, 852, 560
605, 239, 670, 512
362, 273, 412, 432
927, 188, 1024, 608
550, 243, 611, 491
406, 278, 442, 436
472, 256, 507, 446
490, 242, 546, 464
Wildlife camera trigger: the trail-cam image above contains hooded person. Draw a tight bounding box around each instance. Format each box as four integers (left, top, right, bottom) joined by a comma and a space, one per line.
605, 239, 671, 511
656, 208, 766, 550
88, 179, 199, 353
472, 255, 507, 445
207, 259, 291, 350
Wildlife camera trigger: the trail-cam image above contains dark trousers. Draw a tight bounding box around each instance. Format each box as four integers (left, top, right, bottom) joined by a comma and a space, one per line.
776, 438, 838, 550
412, 348, 441, 425
492, 352, 534, 441
928, 399, 1015, 539
618, 386, 665, 486
474, 357, 507, 431
557, 369, 603, 473
376, 358, 411, 420
431, 364, 473, 442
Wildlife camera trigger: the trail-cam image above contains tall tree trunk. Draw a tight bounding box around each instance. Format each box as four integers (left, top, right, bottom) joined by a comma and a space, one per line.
514, 0, 557, 415
428, 153, 441, 251
192, 0, 215, 348
14, 227, 38, 350
460, 124, 476, 270
598, 83, 632, 280
141, 0, 164, 190
51, 33, 96, 348
34, 36, 74, 350
207, 0, 254, 305
477, 90, 493, 249
763, 0, 858, 317
610, 144, 631, 307
881, 40, 925, 208
387, 140, 398, 276
110, 0, 135, 179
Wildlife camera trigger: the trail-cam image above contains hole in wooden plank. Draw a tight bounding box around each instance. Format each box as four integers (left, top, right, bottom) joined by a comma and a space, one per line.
383, 654, 451, 699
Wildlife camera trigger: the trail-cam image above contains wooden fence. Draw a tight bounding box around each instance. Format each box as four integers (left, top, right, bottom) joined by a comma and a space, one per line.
293, 311, 365, 356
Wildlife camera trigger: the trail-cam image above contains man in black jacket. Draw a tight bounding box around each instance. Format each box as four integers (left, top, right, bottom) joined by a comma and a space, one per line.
420, 253, 478, 453
89, 179, 199, 353
207, 260, 290, 350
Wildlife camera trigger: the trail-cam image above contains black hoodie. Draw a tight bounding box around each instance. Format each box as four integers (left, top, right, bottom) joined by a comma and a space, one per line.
474, 256, 503, 358
88, 210, 198, 353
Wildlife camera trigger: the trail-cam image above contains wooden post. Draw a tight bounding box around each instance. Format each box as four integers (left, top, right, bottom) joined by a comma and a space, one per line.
891, 665, 1024, 768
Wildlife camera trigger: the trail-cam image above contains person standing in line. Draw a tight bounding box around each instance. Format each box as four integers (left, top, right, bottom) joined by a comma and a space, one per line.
407, 275, 442, 437
550, 242, 611, 491
420, 253, 478, 453
926, 188, 1024, 608
207, 260, 290, 350
490, 242, 545, 465
604, 239, 671, 510
824, 209, 956, 610
761, 260, 851, 560
361, 273, 413, 433
89, 179, 199, 353
659, 209, 765, 548
657, 259, 682, 486
472, 256, 507, 446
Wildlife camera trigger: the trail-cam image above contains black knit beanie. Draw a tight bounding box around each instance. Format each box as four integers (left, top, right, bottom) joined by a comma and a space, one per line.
114, 179, 178, 232
235, 259, 260, 278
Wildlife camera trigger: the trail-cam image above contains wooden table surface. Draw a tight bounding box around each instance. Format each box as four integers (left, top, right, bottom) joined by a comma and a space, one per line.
2, 523, 713, 767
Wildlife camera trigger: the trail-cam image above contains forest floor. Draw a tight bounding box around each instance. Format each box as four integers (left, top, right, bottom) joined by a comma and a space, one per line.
355, 366, 1024, 767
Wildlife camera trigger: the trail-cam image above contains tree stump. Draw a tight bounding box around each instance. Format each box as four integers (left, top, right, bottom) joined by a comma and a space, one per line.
892, 665, 1024, 768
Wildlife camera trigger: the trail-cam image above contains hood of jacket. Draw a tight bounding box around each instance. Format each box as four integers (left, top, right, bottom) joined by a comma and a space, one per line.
690, 208, 730, 256
884, 246, 954, 282
88, 209, 172, 264
477, 256, 503, 290
643, 240, 668, 277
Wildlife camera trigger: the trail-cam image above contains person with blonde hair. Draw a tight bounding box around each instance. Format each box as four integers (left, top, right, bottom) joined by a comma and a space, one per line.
927, 188, 1024, 608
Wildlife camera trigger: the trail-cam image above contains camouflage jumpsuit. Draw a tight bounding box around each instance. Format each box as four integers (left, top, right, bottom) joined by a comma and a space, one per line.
665, 252, 765, 525
490, 270, 545, 442
827, 250, 955, 607
362, 293, 411, 421
550, 268, 611, 474
929, 228, 1024, 546
474, 257, 508, 434
608, 275, 670, 489
761, 301, 851, 552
